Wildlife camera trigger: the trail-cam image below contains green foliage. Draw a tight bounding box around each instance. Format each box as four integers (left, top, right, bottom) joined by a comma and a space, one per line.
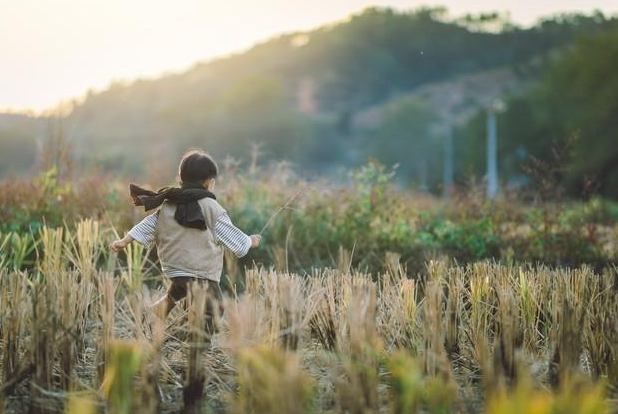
307, 8, 612, 112
222, 164, 618, 274
419, 216, 501, 261
389, 352, 424, 414
3, 8, 616, 184
101, 341, 142, 414
0, 231, 38, 270
388, 352, 456, 414
458, 23, 618, 198
365, 97, 438, 181
0, 168, 129, 233
538, 26, 618, 197
121, 241, 148, 293
3, 165, 618, 274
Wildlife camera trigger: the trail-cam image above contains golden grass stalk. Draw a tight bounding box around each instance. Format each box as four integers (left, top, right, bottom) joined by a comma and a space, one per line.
98, 272, 118, 382
515, 267, 543, 351
0, 270, 29, 385
121, 241, 149, 293
29, 276, 56, 413
389, 351, 424, 414
493, 284, 521, 382
225, 288, 271, 351
389, 350, 459, 414
48, 269, 95, 390
0, 232, 9, 269
378, 270, 420, 352
65, 219, 101, 283
272, 245, 287, 273
38, 226, 66, 274
444, 267, 463, 356
308, 271, 340, 351
138, 311, 164, 414
465, 263, 495, 373
231, 346, 314, 414
548, 268, 587, 387
583, 268, 618, 381
4, 251, 618, 413
64, 394, 97, 414
334, 279, 381, 414
253, 269, 311, 350
123, 288, 165, 414
101, 340, 142, 414
422, 281, 447, 377
183, 282, 209, 408
486, 373, 609, 414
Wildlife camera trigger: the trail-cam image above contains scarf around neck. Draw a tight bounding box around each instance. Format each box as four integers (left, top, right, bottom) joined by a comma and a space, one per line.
129, 182, 216, 230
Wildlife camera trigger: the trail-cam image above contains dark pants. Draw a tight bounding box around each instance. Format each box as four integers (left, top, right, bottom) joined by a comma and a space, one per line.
167, 277, 223, 335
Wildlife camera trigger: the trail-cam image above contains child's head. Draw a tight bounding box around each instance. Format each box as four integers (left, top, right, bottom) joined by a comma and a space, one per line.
178, 149, 218, 188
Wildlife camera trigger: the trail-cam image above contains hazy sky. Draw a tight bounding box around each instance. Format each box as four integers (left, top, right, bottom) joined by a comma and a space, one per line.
1, 0, 616, 112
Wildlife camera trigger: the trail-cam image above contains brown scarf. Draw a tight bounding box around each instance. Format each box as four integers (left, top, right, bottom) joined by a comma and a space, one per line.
129, 182, 216, 230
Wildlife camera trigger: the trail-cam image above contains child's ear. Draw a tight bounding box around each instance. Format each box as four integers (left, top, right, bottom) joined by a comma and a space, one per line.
204, 178, 215, 189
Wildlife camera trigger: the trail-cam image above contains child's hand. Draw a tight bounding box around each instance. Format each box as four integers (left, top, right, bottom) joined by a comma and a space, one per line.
250, 235, 262, 248
109, 236, 132, 252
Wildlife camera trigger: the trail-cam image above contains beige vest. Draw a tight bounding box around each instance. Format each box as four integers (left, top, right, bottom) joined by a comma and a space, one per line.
155, 198, 226, 282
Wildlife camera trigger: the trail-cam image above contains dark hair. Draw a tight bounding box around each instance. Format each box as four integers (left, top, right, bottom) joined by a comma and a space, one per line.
178, 149, 218, 184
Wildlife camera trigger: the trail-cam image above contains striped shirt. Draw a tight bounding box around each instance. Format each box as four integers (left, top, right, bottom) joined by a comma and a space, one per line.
128, 211, 251, 279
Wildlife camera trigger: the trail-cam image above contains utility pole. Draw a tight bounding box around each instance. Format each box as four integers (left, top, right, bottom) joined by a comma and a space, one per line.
443, 127, 454, 198
486, 100, 504, 199
419, 160, 428, 192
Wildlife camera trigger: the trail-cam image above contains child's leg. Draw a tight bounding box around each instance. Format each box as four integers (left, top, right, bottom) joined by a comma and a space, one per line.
153, 277, 192, 317
203, 280, 224, 336
152, 277, 223, 327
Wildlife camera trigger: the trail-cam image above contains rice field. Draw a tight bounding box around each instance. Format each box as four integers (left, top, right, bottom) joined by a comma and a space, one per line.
1, 219, 617, 413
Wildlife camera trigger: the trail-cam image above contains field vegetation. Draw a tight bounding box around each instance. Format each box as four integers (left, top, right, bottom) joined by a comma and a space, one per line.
2, 162, 618, 275
1, 163, 618, 413
2, 4, 618, 414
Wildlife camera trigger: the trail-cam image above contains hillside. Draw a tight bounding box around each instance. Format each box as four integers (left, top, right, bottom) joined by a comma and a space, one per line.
0, 7, 615, 181
0, 114, 45, 177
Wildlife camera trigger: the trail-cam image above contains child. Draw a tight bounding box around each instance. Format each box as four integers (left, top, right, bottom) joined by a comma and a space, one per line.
109, 149, 261, 329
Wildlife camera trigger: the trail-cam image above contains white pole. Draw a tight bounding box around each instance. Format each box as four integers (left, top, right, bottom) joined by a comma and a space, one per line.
443, 127, 454, 197
419, 160, 428, 192
487, 109, 499, 199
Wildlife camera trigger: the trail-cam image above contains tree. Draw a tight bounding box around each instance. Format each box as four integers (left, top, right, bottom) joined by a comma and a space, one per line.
538, 26, 618, 197
457, 24, 618, 198
207, 76, 309, 160
365, 97, 438, 186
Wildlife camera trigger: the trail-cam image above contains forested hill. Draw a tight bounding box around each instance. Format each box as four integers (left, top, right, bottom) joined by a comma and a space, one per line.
1, 7, 616, 190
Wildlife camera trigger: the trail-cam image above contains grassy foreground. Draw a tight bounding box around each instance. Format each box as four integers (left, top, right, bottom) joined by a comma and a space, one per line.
1, 164, 618, 413
0, 223, 617, 413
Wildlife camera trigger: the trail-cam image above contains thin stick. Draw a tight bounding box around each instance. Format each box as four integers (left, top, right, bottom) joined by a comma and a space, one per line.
259, 186, 309, 236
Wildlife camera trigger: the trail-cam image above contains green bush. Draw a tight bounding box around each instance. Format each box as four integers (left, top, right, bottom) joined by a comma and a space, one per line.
2, 164, 617, 274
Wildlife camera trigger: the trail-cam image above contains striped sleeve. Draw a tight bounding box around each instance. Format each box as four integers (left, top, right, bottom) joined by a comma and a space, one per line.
214, 213, 252, 258
128, 212, 158, 247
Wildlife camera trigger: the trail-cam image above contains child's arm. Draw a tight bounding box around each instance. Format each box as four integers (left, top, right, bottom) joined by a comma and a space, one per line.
109, 234, 135, 252
215, 212, 261, 258
109, 212, 158, 252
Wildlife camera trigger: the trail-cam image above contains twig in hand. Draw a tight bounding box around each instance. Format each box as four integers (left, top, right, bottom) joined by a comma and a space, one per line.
259, 187, 310, 236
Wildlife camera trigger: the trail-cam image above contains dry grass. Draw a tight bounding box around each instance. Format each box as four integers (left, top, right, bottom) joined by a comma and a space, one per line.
1, 221, 617, 413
